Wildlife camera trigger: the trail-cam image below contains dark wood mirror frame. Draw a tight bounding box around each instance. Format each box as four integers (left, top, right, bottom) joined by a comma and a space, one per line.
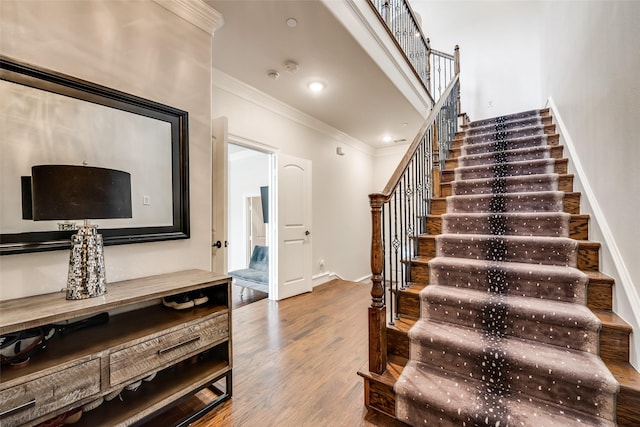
0, 56, 190, 255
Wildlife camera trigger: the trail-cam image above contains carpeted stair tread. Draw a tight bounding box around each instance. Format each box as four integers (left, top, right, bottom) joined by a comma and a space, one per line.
407, 320, 619, 419
462, 124, 546, 145
395, 361, 615, 427
450, 173, 560, 196
467, 109, 545, 128
460, 134, 553, 156
466, 115, 543, 136
453, 158, 557, 180
420, 284, 600, 352
428, 256, 589, 304
436, 233, 579, 266
441, 211, 570, 237
457, 145, 554, 168
446, 190, 565, 213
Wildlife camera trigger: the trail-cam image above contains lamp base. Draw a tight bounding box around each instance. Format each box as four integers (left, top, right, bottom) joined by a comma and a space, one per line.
66, 223, 106, 300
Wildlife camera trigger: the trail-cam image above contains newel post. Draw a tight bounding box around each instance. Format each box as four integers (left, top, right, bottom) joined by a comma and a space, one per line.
369, 193, 387, 374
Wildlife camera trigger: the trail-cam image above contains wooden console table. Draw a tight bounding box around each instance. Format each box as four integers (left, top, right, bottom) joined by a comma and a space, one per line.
0, 269, 232, 426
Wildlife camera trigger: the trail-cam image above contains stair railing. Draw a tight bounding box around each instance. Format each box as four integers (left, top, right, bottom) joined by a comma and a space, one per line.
368, 0, 431, 95
429, 47, 456, 102
368, 72, 460, 374
368, 1, 459, 103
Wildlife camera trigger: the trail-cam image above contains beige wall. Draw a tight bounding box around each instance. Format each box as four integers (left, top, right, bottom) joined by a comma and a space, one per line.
539, 0, 640, 367
212, 73, 375, 283
0, 0, 214, 299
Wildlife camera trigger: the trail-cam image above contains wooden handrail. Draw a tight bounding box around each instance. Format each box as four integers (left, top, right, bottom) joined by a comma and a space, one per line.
379, 72, 460, 198
367, 71, 460, 375
430, 48, 454, 60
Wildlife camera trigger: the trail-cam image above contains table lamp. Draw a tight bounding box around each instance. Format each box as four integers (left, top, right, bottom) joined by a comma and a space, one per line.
31, 165, 132, 300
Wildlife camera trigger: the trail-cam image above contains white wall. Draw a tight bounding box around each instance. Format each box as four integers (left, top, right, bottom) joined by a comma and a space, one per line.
0, 0, 214, 300
227, 147, 270, 272
411, 0, 542, 120
539, 1, 640, 367
213, 70, 376, 283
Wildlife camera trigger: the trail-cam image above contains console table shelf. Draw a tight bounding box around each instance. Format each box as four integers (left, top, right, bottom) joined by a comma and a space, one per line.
0, 269, 232, 427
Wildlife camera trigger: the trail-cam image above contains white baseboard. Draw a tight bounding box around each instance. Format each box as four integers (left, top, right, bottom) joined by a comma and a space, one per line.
547, 97, 640, 366
312, 272, 372, 288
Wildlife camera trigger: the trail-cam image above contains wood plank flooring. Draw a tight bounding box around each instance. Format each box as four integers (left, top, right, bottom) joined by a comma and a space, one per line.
160, 279, 407, 427
231, 284, 268, 309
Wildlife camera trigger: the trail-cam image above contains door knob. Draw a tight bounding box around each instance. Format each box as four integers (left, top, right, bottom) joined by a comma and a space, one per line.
305, 230, 311, 236
212, 241, 222, 248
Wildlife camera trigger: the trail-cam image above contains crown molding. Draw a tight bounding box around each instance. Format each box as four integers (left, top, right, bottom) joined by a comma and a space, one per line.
153, 0, 224, 35
212, 68, 376, 157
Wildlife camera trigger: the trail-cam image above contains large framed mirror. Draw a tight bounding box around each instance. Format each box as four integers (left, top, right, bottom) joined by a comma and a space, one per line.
0, 56, 190, 255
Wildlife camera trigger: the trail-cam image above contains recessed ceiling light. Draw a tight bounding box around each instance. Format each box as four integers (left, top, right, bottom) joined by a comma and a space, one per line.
286, 18, 298, 28
308, 81, 325, 93
383, 135, 393, 143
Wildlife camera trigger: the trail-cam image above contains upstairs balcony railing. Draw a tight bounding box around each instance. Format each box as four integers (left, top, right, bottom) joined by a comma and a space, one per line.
368, 0, 456, 101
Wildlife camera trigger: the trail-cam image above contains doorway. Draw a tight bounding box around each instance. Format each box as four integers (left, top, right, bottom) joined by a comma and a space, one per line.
227, 143, 272, 303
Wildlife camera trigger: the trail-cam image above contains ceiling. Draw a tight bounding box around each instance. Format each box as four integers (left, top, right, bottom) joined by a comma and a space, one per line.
205, 0, 425, 150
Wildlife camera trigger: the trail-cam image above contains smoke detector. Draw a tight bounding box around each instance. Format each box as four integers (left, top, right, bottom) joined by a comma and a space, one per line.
267, 70, 280, 80
283, 60, 299, 73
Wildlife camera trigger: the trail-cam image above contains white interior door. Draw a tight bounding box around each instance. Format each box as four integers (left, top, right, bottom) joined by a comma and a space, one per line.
275, 153, 312, 300
211, 117, 228, 274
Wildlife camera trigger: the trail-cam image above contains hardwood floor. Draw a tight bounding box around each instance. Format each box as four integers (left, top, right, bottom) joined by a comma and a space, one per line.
159, 279, 407, 427
231, 284, 268, 310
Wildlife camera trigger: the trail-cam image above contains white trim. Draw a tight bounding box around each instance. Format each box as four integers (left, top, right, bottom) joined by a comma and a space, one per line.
546, 96, 640, 332
152, 0, 223, 35
212, 68, 376, 157
312, 271, 372, 288
228, 133, 279, 154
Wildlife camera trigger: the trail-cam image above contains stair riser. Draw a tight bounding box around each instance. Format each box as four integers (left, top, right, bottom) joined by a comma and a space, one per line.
397, 290, 420, 319
599, 327, 631, 363
453, 159, 562, 181
451, 133, 560, 153
431, 192, 581, 215
409, 340, 615, 419
428, 262, 588, 304
464, 109, 549, 129
442, 214, 570, 238
447, 193, 565, 214
428, 214, 588, 240
449, 176, 564, 197
388, 328, 410, 359
418, 236, 581, 267
458, 124, 556, 146
464, 116, 552, 137
416, 236, 599, 270
442, 159, 568, 182
440, 175, 573, 197
422, 296, 598, 352
408, 263, 430, 284
447, 145, 564, 169
587, 282, 613, 310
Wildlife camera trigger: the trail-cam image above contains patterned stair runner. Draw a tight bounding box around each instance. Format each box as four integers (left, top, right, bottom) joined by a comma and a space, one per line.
394, 109, 619, 426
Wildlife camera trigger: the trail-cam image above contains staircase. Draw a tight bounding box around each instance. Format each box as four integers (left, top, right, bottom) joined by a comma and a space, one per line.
359, 108, 640, 426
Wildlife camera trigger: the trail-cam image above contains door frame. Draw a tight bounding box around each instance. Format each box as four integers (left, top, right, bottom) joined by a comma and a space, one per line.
227, 134, 278, 299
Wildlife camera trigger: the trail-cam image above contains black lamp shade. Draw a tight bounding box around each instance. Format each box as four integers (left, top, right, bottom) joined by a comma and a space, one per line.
31, 165, 132, 221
